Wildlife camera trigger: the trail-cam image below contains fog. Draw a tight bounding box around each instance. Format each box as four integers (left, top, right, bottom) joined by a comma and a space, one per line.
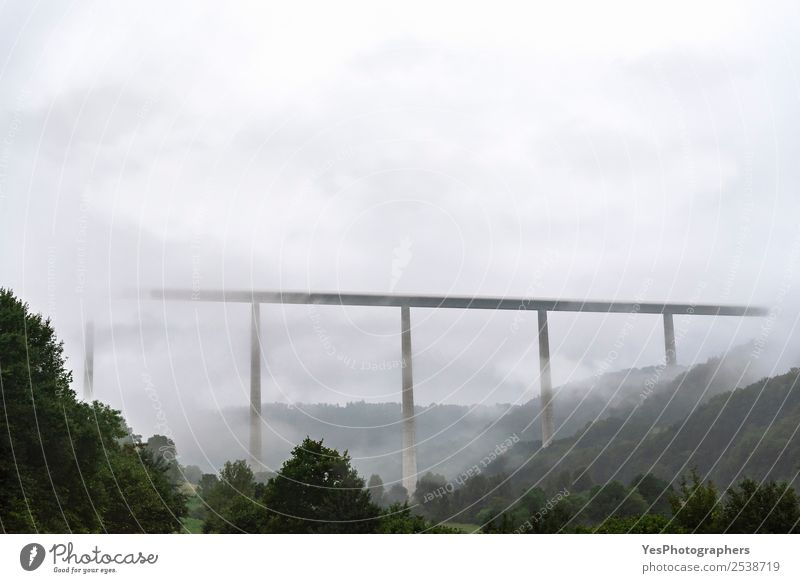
2, 1, 800, 472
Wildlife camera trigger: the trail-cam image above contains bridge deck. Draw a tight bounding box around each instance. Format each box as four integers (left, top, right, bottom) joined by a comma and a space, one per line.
152, 288, 767, 317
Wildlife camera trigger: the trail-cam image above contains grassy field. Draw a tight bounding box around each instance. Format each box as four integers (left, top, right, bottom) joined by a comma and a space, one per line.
181, 516, 204, 533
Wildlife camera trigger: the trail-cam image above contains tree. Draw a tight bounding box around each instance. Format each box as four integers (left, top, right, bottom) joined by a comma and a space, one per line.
631, 473, 672, 516
202, 460, 268, 533
516, 494, 579, 534
253, 470, 275, 485
413, 472, 450, 521
377, 503, 456, 533
0, 289, 186, 533
669, 468, 721, 533
480, 510, 517, 533
384, 483, 409, 506
722, 479, 799, 533
584, 481, 647, 523
198, 473, 218, 495
367, 474, 385, 506
586, 514, 685, 534
182, 465, 203, 485
260, 437, 381, 533
101, 445, 187, 533
145, 435, 182, 484
572, 466, 594, 492
448, 473, 513, 524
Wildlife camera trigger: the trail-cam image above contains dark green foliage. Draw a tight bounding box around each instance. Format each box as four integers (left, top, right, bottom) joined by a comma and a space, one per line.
584, 481, 648, 523
199, 440, 455, 533
506, 368, 800, 495
476, 486, 577, 533
0, 288, 186, 533
198, 473, 218, 495
377, 503, 456, 533
583, 514, 685, 534
480, 511, 518, 533
669, 468, 721, 533
470, 470, 800, 534
447, 473, 514, 524
414, 472, 451, 521
201, 460, 268, 533
101, 445, 188, 533
721, 479, 799, 533
631, 473, 673, 515
259, 437, 381, 533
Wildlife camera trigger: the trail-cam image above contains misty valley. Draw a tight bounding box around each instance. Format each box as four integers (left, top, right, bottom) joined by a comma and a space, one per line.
2, 288, 798, 534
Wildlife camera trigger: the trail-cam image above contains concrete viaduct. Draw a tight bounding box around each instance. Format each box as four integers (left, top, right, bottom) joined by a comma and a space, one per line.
85, 289, 767, 495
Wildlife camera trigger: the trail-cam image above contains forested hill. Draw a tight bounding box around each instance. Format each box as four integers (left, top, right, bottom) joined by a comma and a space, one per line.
501, 367, 800, 491
188, 345, 767, 483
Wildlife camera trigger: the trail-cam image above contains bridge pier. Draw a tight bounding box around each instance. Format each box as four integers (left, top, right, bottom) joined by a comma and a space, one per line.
538, 310, 555, 448
249, 302, 262, 467
663, 312, 677, 367
83, 320, 94, 401
400, 305, 418, 495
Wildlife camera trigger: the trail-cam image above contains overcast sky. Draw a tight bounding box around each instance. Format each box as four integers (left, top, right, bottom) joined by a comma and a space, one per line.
2, 1, 800, 459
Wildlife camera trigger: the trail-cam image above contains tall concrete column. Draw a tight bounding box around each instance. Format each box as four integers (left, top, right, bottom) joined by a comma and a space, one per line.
400, 305, 417, 496
83, 320, 94, 401
249, 302, 262, 467
538, 310, 555, 448
663, 312, 677, 367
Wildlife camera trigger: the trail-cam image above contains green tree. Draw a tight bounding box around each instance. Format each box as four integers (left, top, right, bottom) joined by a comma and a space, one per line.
631, 473, 672, 516
722, 479, 799, 533
519, 494, 578, 533
586, 514, 685, 534
198, 473, 218, 495
480, 510, 518, 533
413, 472, 451, 522
377, 503, 456, 533
584, 481, 647, 523
669, 468, 721, 533
101, 445, 187, 533
260, 438, 381, 533
202, 460, 268, 533
0, 289, 185, 533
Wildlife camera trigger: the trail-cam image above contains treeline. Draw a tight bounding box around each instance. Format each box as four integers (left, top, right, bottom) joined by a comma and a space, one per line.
408, 467, 799, 533
192, 437, 453, 533
496, 367, 800, 496
403, 364, 800, 533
